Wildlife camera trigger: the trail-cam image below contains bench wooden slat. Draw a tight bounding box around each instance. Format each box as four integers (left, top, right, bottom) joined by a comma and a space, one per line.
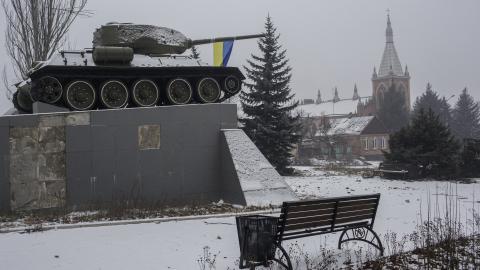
284, 208, 335, 219
284, 219, 332, 231
283, 194, 380, 207
336, 209, 376, 219
337, 203, 377, 212
334, 214, 375, 226
337, 198, 379, 207
280, 226, 332, 239
286, 202, 336, 213
284, 214, 335, 226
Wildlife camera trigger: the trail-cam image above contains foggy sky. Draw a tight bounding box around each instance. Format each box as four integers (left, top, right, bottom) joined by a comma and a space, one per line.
0, 0, 479, 114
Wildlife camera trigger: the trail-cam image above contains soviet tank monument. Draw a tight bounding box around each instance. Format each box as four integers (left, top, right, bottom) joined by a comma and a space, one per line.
0, 23, 296, 212
13, 23, 264, 113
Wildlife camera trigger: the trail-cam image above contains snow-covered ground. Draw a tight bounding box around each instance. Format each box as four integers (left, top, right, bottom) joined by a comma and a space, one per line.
1, 169, 479, 270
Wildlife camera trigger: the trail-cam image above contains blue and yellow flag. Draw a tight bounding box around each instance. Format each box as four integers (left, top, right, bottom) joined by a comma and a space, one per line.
213, 40, 234, 67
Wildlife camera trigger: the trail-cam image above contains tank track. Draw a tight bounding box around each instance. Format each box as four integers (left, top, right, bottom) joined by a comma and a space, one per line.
27, 66, 244, 111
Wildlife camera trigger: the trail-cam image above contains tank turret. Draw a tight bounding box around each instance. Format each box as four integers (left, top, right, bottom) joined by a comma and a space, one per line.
93, 23, 264, 56
12, 23, 264, 113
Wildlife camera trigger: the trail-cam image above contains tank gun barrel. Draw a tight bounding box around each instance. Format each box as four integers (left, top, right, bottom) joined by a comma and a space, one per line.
189, 33, 265, 47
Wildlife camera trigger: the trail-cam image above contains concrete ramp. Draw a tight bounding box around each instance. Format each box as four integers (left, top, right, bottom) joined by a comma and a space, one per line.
221, 129, 297, 207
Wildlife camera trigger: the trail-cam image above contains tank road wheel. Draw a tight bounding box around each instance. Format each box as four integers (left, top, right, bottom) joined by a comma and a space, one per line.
65, 80, 96, 111
132, 79, 159, 107
223, 75, 241, 94
196, 77, 221, 103
31, 76, 63, 104
100, 80, 129, 109
166, 78, 192, 105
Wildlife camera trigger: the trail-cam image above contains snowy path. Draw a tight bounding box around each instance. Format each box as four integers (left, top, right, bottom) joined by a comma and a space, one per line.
1, 171, 479, 269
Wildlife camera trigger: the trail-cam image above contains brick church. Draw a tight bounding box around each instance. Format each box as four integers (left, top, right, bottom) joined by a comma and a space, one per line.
296, 15, 411, 161
357, 15, 411, 116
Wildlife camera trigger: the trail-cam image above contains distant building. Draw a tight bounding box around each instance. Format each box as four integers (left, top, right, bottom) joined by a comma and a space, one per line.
297, 115, 389, 162
298, 14, 410, 119
358, 14, 411, 116
295, 14, 409, 163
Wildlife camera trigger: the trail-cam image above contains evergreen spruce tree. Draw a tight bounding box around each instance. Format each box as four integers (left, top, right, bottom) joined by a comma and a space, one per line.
413, 83, 452, 126
452, 88, 480, 140
377, 83, 409, 132
190, 46, 200, 59
438, 97, 453, 127
385, 109, 460, 178
240, 15, 300, 175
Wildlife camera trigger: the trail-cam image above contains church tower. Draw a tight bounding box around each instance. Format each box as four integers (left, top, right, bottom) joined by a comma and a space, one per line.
371, 14, 411, 112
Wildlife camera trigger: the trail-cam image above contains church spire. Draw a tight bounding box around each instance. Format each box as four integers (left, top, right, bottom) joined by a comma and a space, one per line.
353, 84, 359, 100
333, 87, 340, 103
316, 89, 322, 104
386, 14, 393, 43
378, 13, 404, 77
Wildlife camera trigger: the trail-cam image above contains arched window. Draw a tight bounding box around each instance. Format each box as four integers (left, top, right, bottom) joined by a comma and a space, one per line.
377, 85, 386, 102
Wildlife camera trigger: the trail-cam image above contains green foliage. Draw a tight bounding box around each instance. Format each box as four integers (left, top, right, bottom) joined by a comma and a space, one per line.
240, 15, 300, 175
385, 108, 460, 178
413, 83, 452, 126
451, 88, 480, 140
377, 83, 410, 132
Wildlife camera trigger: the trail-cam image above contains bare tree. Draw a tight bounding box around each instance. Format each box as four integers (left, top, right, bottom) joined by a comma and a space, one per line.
2, 0, 90, 99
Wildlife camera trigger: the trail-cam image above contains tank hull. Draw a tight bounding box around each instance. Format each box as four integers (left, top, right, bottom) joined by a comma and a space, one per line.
30, 65, 244, 81
16, 62, 244, 112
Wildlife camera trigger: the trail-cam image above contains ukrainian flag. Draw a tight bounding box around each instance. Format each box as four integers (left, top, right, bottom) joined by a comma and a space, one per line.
213, 40, 234, 67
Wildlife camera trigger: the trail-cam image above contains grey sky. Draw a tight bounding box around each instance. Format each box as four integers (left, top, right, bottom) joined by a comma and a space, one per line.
1, 0, 479, 113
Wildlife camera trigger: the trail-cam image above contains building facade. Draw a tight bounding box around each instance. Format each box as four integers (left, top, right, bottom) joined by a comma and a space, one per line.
296, 15, 409, 162
297, 115, 390, 162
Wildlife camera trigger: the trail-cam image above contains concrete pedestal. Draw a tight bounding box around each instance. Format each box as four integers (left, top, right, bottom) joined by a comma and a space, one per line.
0, 104, 296, 212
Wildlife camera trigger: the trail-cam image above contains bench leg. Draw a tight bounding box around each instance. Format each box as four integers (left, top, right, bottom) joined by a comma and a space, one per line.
271, 242, 293, 270
338, 227, 384, 256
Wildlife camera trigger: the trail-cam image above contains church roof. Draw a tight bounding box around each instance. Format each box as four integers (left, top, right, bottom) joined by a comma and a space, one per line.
378, 15, 404, 77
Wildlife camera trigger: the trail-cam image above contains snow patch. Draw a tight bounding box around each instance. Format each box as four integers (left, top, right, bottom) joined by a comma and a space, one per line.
93, 24, 188, 47
222, 129, 297, 206
298, 99, 360, 117
322, 116, 374, 136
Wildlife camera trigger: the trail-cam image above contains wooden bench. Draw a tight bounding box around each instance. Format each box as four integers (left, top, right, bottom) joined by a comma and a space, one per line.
272, 194, 384, 269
